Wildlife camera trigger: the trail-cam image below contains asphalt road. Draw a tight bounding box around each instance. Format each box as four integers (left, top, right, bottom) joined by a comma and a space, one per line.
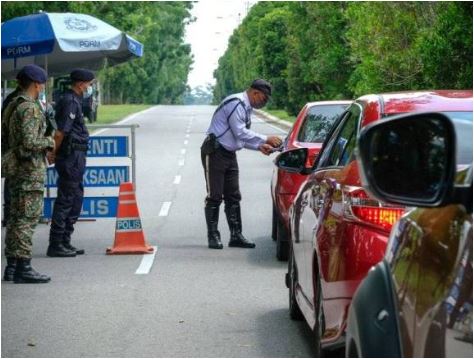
1, 105, 334, 357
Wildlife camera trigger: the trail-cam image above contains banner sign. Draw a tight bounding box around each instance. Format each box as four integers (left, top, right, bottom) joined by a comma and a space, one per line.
43, 197, 118, 218
87, 136, 129, 157
45, 166, 129, 188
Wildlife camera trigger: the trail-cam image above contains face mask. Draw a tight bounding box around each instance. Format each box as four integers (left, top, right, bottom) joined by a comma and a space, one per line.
83, 85, 93, 98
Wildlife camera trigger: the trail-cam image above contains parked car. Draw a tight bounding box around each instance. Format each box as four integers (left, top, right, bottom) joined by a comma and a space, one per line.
346, 109, 473, 357
271, 101, 351, 261
274, 90, 473, 355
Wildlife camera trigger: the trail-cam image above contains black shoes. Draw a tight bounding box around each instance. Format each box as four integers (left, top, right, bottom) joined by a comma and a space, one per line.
63, 242, 85, 255
229, 233, 256, 248
205, 204, 223, 249
3, 257, 17, 281
13, 258, 50, 284
225, 203, 256, 249
47, 243, 76, 257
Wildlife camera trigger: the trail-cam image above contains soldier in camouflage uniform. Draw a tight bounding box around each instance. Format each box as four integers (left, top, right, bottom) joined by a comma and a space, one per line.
2, 64, 55, 283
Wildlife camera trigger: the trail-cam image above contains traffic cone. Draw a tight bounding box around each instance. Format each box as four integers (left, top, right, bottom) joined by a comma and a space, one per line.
106, 182, 154, 255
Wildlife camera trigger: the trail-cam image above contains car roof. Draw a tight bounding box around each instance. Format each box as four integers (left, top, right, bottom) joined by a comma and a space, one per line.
306, 100, 352, 108
357, 90, 473, 127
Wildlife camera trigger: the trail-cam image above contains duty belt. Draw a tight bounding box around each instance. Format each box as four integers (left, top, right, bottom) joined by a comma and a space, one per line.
71, 143, 89, 152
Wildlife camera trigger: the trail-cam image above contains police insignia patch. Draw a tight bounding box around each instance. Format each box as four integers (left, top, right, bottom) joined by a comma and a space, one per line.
69, 112, 76, 119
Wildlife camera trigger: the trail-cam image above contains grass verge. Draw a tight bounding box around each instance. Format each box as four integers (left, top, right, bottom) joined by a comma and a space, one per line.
263, 108, 296, 123
92, 104, 152, 125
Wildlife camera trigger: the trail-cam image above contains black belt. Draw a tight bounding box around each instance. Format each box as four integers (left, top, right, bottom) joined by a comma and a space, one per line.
217, 143, 235, 155
71, 143, 89, 152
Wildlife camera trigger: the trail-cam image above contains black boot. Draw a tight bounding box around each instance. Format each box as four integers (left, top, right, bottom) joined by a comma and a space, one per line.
225, 203, 255, 248
63, 235, 84, 255
13, 258, 51, 284
205, 204, 223, 249
47, 239, 76, 257
3, 257, 17, 281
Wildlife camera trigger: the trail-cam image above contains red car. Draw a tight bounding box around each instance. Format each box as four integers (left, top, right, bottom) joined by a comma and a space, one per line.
271, 101, 350, 261
274, 90, 473, 355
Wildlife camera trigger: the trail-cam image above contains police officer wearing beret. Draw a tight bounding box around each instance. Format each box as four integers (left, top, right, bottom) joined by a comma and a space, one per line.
47, 69, 94, 257
2, 64, 55, 283
201, 79, 282, 249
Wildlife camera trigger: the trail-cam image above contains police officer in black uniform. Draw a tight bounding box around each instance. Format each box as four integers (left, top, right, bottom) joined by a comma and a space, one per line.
47, 69, 94, 257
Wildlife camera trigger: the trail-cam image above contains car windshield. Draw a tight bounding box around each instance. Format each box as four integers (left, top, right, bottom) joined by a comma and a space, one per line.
297, 104, 348, 143
444, 111, 472, 165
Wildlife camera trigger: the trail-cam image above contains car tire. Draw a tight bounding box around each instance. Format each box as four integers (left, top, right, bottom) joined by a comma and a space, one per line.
288, 243, 304, 321
276, 216, 289, 261
313, 269, 325, 357
272, 204, 278, 241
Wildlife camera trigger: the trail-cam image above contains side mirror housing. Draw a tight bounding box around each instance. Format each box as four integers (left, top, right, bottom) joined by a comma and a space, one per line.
356, 112, 457, 207
275, 148, 310, 174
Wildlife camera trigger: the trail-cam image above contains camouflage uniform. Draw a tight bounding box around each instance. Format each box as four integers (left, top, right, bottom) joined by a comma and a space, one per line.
3, 92, 54, 259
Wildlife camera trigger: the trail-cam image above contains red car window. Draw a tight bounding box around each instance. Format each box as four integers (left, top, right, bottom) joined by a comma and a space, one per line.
319, 104, 362, 168
297, 105, 348, 143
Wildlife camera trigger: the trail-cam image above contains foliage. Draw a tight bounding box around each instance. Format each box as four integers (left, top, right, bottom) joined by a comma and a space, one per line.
1, 1, 194, 105
213, 1, 472, 115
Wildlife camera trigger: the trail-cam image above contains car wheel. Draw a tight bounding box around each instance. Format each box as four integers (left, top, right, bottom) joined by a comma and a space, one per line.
313, 270, 325, 357
276, 216, 289, 261
288, 243, 304, 321
272, 205, 277, 241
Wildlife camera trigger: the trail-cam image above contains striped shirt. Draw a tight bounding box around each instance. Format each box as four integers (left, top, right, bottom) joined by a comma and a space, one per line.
206, 91, 267, 152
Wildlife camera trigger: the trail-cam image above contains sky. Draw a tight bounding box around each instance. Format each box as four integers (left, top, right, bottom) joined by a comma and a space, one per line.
185, 0, 257, 89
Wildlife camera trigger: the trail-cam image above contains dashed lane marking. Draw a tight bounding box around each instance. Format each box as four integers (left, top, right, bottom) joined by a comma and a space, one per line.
135, 246, 158, 275
159, 202, 172, 217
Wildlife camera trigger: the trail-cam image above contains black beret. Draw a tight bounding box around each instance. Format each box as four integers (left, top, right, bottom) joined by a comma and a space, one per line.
250, 79, 272, 97
16, 64, 47, 83
70, 68, 95, 82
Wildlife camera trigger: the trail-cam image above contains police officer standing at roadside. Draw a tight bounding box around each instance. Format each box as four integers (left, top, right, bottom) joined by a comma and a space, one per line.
47, 69, 94, 257
201, 79, 282, 249
2, 64, 55, 283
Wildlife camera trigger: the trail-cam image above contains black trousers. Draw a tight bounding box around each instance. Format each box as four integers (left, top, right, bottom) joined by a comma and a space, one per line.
49, 151, 86, 243
201, 146, 241, 207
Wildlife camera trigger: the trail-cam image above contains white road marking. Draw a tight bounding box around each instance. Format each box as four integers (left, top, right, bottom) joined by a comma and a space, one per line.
178, 158, 185, 166
184, 140, 189, 145
92, 106, 157, 136
253, 117, 289, 134
159, 202, 172, 216
135, 246, 158, 275
185, 134, 190, 138
173, 175, 182, 184
181, 149, 186, 155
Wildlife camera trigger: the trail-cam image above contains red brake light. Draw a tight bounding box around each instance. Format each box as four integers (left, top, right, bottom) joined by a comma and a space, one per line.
344, 188, 404, 231
351, 206, 405, 231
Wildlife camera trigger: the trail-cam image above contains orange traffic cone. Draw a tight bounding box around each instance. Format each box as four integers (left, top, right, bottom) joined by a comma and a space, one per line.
106, 182, 154, 255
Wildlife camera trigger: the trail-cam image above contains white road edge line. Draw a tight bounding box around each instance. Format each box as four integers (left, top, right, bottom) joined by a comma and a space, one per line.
135, 246, 158, 275
173, 175, 182, 184
159, 202, 172, 217
253, 117, 288, 134
91, 106, 157, 136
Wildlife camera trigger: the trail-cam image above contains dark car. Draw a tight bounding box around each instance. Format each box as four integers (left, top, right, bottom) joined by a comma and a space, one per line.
346, 111, 473, 357
274, 90, 472, 355
271, 101, 350, 261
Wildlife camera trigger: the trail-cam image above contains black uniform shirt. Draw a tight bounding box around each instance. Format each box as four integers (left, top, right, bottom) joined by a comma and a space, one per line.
55, 89, 89, 144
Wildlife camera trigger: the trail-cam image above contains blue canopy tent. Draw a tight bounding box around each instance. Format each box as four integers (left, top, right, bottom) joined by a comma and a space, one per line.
1, 11, 143, 91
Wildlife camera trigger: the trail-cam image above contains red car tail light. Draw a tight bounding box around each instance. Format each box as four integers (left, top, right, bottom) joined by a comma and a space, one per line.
343, 188, 405, 231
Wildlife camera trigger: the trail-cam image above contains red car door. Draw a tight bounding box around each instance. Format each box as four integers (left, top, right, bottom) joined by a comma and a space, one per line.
300, 104, 363, 333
